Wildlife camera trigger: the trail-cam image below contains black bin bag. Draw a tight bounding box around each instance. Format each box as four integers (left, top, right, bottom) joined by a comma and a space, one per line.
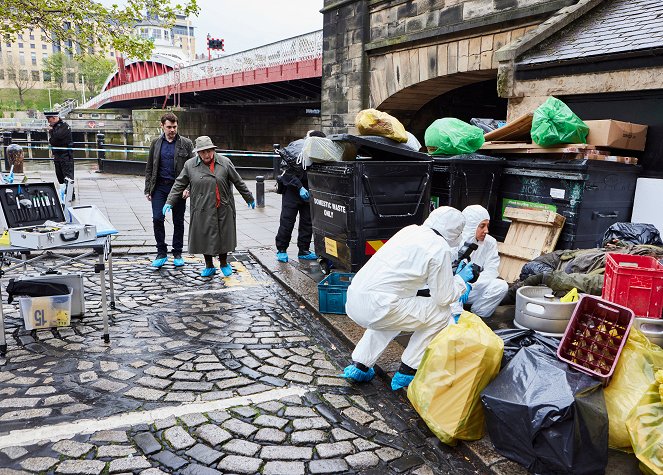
494, 328, 560, 368
480, 345, 608, 474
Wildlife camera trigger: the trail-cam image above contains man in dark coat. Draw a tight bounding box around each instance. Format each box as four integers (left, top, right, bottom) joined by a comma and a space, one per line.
45, 111, 74, 188
274, 131, 324, 263
144, 112, 194, 269
164, 136, 255, 278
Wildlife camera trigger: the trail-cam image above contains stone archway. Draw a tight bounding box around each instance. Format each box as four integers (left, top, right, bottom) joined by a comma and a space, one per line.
367, 26, 536, 121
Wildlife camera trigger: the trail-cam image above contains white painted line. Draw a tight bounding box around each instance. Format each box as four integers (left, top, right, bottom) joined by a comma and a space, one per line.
0, 385, 310, 449
173, 287, 247, 297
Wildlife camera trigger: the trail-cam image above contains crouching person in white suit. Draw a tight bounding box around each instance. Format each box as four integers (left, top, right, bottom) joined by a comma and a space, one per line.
343, 207, 476, 390
451, 205, 508, 319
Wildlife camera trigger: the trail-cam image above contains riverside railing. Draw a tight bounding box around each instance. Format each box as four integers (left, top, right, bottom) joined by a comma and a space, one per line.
0, 133, 279, 178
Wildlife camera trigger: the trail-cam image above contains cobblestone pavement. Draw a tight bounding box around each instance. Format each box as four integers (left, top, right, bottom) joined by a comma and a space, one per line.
0, 253, 481, 474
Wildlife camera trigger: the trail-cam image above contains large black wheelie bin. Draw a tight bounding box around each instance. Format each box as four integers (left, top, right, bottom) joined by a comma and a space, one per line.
491, 157, 641, 249
307, 135, 432, 273
430, 154, 505, 217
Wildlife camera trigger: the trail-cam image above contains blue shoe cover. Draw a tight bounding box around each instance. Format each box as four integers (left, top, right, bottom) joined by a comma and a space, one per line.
221, 264, 233, 277
298, 251, 318, 260
276, 251, 288, 263
391, 371, 415, 390
342, 364, 375, 382
173, 257, 185, 267
200, 267, 217, 277
152, 257, 167, 268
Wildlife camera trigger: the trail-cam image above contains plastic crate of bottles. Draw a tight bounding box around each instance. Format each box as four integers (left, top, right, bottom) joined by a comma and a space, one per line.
557, 295, 634, 385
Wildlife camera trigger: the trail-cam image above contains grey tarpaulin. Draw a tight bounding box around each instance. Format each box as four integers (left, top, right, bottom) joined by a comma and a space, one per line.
481, 345, 608, 474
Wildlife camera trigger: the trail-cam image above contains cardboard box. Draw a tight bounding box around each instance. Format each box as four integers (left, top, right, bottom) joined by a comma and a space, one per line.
585, 120, 648, 151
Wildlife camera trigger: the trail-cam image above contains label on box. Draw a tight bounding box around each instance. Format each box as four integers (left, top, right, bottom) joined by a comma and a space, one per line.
501, 198, 557, 222
324, 237, 338, 257
550, 188, 566, 199
23, 296, 70, 330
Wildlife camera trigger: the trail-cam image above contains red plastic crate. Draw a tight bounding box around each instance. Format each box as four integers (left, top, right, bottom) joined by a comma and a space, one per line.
602, 253, 663, 319
557, 295, 634, 385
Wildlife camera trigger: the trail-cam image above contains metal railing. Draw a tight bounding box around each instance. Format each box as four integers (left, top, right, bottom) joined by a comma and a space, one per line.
0, 119, 49, 131
81, 29, 323, 109
1, 133, 279, 178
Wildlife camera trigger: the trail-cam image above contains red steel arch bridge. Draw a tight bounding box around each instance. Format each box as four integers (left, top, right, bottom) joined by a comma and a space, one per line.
82, 30, 322, 110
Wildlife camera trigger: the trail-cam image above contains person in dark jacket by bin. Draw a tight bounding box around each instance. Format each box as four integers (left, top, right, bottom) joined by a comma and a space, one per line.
45, 111, 74, 189
144, 112, 194, 269
274, 130, 324, 263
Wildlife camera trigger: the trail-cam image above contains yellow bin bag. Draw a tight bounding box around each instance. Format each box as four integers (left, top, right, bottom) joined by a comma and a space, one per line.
355, 109, 408, 143
407, 312, 504, 445
626, 374, 663, 475
604, 328, 663, 451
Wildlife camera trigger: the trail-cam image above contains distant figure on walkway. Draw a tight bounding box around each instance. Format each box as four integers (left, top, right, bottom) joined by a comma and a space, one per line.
343, 207, 477, 391
144, 112, 194, 269
45, 111, 74, 188
164, 136, 255, 277
274, 130, 323, 263
450, 205, 508, 318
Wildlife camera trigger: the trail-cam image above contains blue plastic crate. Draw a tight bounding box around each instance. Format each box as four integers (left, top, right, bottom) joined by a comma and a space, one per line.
318, 272, 354, 314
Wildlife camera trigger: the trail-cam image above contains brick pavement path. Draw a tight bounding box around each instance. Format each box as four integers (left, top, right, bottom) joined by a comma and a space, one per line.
24, 163, 284, 256
0, 251, 480, 474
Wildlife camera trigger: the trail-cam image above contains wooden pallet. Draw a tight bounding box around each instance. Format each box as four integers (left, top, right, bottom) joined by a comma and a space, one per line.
497, 207, 566, 283
483, 113, 532, 141
480, 141, 639, 164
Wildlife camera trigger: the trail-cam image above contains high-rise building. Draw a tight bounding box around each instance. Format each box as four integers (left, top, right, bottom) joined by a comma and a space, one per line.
0, 15, 196, 93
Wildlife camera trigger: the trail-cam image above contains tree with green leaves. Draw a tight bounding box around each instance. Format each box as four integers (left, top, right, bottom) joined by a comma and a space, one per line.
78, 55, 116, 97
42, 52, 66, 90
2, 0, 199, 60
2, 53, 37, 106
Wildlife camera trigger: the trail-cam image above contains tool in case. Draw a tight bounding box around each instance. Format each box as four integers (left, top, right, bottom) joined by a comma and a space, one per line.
0, 183, 65, 230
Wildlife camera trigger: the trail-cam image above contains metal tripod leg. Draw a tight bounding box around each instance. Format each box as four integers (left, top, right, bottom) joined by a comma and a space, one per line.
108, 251, 116, 309
0, 276, 6, 356
97, 253, 110, 343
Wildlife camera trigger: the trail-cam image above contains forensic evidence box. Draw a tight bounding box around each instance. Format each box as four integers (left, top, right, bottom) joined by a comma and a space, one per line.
9, 223, 97, 249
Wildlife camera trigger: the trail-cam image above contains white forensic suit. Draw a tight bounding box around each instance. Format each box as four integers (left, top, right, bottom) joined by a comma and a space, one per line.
345, 207, 468, 369
450, 205, 508, 318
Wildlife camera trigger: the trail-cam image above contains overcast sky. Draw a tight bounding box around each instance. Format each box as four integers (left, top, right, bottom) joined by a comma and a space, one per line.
191, 0, 324, 55
98, 0, 325, 56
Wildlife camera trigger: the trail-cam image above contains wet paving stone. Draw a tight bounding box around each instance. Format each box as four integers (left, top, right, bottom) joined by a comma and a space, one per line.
0, 254, 479, 474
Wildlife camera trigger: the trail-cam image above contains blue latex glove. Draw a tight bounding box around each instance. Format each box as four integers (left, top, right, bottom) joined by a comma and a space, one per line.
455, 260, 475, 283
248, 201, 255, 209
299, 187, 310, 201
162, 204, 172, 215
459, 282, 472, 304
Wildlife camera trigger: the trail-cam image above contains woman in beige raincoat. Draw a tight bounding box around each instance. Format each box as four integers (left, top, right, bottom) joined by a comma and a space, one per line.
164, 136, 255, 277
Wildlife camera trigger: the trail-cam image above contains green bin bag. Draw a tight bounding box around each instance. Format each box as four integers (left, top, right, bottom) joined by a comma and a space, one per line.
424, 118, 485, 155
531, 96, 589, 147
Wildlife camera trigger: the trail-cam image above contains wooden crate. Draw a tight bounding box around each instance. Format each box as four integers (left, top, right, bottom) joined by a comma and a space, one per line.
497, 207, 566, 283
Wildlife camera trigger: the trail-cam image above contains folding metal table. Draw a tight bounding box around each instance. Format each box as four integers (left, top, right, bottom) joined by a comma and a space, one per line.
0, 236, 115, 356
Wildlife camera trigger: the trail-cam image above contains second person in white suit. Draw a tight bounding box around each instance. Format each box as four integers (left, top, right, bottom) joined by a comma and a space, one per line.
451, 205, 508, 318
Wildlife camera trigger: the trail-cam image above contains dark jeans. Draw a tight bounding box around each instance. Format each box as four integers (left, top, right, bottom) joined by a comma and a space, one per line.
275, 187, 312, 254
54, 159, 74, 184
151, 181, 185, 256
